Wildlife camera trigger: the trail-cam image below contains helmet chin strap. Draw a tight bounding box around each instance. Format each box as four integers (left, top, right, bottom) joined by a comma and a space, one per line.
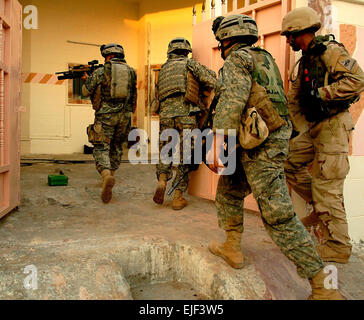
289, 34, 301, 52
219, 40, 237, 60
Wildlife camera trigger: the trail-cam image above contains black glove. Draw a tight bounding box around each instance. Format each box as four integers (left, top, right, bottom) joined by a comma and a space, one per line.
290, 129, 300, 140
310, 86, 322, 108
303, 87, 330, 122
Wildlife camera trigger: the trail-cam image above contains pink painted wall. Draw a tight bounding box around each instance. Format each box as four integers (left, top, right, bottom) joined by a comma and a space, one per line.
0, 0, 22, 219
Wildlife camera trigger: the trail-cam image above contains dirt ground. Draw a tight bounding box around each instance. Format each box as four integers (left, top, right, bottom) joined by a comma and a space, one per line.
0, 158, 363, 300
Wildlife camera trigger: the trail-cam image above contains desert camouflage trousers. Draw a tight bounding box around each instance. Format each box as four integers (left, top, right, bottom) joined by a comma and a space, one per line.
156, 115, 197, 192
89, 112, 131, 174
216, 118, 324, 278
284, 110, 354, 249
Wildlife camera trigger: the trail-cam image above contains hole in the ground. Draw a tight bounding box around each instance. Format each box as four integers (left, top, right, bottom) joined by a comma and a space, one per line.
130, 281, 209, 300
113, 239, 267, 300
3, 239, 267, 300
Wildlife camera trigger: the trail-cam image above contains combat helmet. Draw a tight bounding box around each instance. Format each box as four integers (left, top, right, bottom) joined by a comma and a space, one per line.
215, 14, 258, 45
281, 7, 321, 36
167, 38, 192, 55
100, 43, 125, 58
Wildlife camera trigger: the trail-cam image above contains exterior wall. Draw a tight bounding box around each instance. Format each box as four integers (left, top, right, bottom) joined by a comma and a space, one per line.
0, 0, 22, 219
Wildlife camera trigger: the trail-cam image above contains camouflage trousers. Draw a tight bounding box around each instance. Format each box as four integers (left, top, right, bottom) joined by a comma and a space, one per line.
156, 115, 197, 192
89, 112, 131, 174
216, 119, 324, 278
284, 110, 354, 249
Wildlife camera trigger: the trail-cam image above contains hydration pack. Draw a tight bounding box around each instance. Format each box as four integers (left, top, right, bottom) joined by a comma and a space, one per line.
109, 60, 131, 100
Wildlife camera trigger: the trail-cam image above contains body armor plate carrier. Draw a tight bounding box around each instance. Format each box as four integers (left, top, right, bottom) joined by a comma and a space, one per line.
158, 58, 188, 102
299, 35, 352, 122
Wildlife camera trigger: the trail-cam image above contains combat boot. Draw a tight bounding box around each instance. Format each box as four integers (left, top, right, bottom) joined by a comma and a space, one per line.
316, 242, 351, 264
301, 211, 320, 229
101, 169, 115, 204
208, 231, 244, 269
153, 173, 167, 205
308, 268, 345, 300
172, 190, 188, 210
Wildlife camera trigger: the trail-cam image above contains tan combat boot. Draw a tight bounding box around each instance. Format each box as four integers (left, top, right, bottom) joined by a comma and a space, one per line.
308, 268, 345, 300
208, 230, 244, 269
172, 190, 188, 210
101, 169, 115, 204
316, 242, 351, 264
153, 173, 167, 205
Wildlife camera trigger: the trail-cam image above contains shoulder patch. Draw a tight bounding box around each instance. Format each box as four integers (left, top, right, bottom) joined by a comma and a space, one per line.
338, 58, 357, 71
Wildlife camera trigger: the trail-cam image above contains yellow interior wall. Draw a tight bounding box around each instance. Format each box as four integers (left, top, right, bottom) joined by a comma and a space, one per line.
20, 0, 203, 154
136, 0, 203, 130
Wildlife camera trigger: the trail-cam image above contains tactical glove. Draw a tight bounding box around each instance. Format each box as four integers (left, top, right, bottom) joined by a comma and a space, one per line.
303, 87, 330, 122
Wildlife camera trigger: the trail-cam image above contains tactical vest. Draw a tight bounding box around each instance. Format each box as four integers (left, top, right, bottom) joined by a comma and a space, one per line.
102, 59, 130, 102
299, 35, 351, 121
246, 47, 288, 116
158, 57, 188, 101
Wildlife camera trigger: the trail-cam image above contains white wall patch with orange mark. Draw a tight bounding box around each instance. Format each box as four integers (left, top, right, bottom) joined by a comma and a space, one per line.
22, 73, 65, 85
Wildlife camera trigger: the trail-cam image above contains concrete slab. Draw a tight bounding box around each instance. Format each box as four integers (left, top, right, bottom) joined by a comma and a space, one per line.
0, 162, 363, 300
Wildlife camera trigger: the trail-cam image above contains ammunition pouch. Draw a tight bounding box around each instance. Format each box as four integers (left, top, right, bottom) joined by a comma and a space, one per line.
248, 81, 286, 133
185, 71, 200, 106
87, 122, 111, 145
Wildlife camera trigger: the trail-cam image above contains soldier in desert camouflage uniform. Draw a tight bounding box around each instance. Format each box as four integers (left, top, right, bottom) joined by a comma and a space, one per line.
82, 43, 137, 204
281, 7, 364, 264
207, 14, 344, 299
153, 38, 216, 210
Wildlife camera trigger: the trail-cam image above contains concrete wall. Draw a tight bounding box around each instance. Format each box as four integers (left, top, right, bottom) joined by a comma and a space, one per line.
20, 0, 202, 155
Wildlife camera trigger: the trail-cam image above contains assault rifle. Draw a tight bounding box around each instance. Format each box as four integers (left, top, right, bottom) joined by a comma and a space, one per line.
56, 60, 103, 80
167, 97, 218, 196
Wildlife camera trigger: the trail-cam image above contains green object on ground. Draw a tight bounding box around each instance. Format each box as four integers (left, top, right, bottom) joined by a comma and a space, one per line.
48, 172, 68, 186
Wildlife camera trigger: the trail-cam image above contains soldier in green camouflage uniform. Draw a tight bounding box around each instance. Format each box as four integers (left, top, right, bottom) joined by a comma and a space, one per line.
153, 38, 216, 210
82, 43, 137, 203
208, 14, 344, 300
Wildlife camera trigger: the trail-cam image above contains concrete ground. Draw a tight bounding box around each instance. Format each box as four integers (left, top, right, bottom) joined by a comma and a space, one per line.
0, 157, 363, 300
